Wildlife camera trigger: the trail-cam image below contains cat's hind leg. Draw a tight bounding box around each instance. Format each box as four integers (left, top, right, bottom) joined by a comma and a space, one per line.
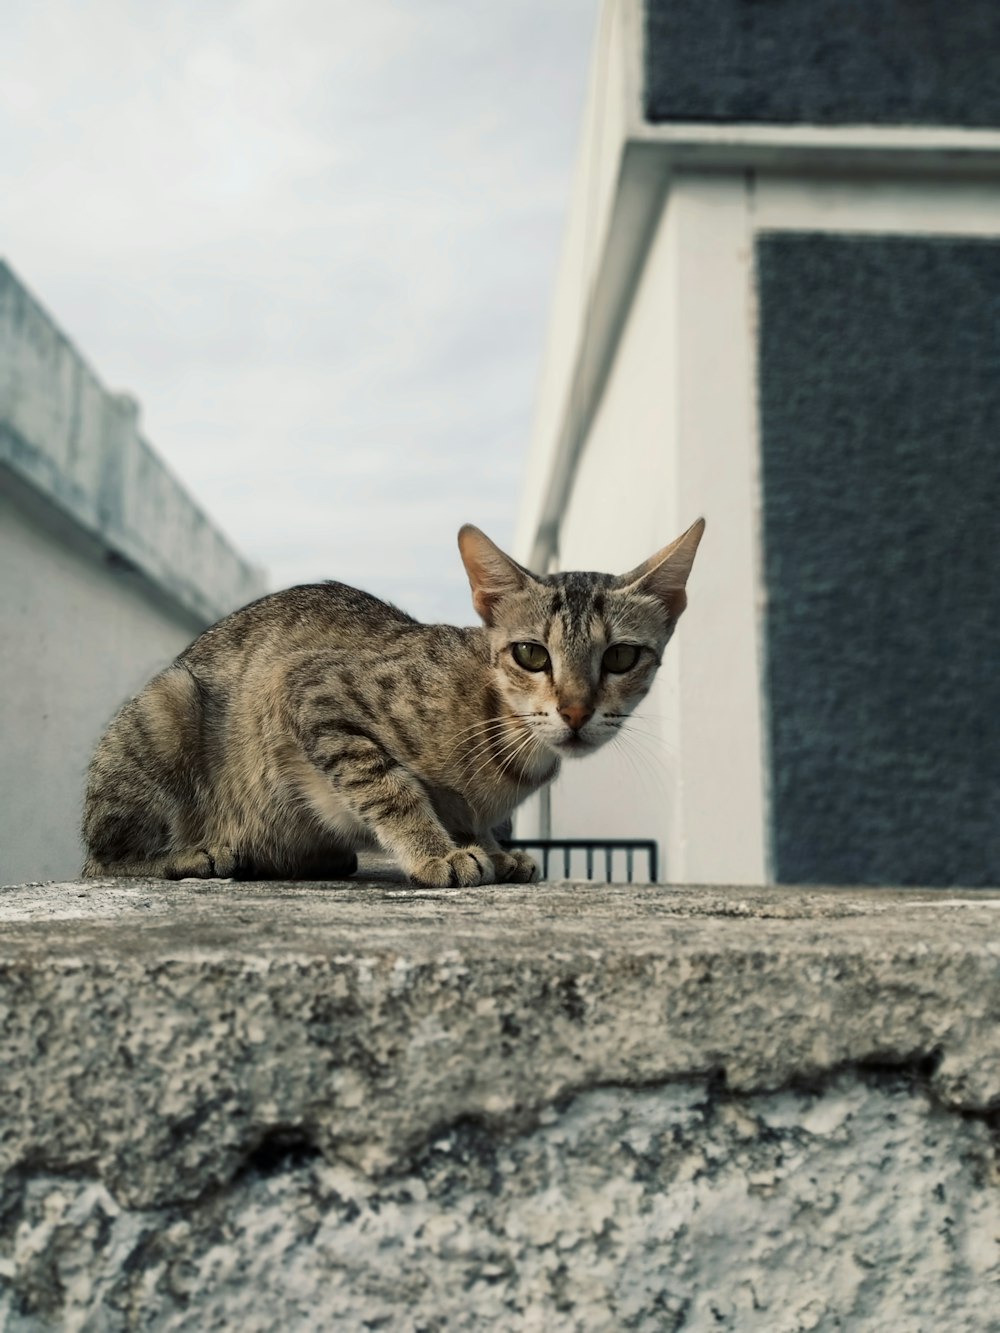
83, 853, 175, 878
81, 788, 176, 879
82, 665, 212, 880
84, 846, 239, 879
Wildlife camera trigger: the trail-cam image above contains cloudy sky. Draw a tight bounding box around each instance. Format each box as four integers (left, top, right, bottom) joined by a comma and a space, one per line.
1, 0, 600, 623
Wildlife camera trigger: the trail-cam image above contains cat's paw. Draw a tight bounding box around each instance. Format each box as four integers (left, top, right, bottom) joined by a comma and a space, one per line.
490, 848, 540, 884
409, 846, 496, 888
165, 846, 238, 879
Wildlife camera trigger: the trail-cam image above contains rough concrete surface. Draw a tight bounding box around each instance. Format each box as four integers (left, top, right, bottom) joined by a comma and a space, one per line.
1, 878, 999, 1330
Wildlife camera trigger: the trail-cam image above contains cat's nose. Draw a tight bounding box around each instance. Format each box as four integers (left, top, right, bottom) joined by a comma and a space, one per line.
559, 704, 594, 732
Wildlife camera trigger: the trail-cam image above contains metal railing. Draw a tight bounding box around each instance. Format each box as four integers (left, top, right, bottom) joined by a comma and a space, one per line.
501, 838, 658, 884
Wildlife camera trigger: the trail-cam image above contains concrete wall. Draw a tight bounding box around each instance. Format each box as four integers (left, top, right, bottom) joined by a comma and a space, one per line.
0, 261, 266, 883
2, 876, 998, 1328
0, 487, 201, 883
0, 262, 264, 627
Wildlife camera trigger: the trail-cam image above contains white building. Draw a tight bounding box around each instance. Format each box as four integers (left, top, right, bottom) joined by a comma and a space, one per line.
0, 262, 265, 884
515, 0, 1000, 888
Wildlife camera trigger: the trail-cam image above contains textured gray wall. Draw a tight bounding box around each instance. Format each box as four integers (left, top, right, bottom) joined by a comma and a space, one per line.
757, 233, 1000, 887
644, 0, 1000, 127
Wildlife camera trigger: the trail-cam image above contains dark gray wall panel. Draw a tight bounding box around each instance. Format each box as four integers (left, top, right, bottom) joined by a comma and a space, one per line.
757, 234, 1000, 886
645, 0, 1000, 127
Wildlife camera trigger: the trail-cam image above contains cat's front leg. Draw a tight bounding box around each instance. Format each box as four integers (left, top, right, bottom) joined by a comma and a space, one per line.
298, 724, 495, 888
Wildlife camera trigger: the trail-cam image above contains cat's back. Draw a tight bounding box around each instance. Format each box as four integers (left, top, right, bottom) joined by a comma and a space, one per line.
180, 581, 418, 674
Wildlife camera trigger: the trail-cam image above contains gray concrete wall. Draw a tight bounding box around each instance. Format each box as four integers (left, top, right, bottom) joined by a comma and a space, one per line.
1, 877, 998, 1329
0, 262, 264, 628
0, 260, 266, 883
0, 487, 201, 883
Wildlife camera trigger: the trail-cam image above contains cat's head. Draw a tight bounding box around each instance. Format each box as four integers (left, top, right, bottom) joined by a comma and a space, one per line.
458, 520, 704, 759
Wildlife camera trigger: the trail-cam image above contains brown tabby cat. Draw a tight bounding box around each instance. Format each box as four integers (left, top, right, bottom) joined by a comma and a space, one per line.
82, 520, 704, 886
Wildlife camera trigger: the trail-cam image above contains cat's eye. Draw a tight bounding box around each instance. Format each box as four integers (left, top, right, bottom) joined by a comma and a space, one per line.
602, 644, 640, 674
511, 642, 550, 672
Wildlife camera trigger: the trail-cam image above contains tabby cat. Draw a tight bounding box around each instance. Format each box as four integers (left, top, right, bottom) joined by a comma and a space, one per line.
82, 519, 704, 886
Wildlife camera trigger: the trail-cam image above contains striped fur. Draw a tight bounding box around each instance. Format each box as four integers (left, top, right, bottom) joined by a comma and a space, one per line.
82, 520, 704, 886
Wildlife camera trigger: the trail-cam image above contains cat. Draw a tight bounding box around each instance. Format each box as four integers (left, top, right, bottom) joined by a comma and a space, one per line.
82, 519, 704, 886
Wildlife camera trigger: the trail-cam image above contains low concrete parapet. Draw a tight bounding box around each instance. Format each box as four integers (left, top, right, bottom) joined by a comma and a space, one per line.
1, 880, 998, 1329
0, 261, 264, 627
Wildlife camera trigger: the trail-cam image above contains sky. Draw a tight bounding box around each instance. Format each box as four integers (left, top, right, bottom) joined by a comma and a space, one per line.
0, 0, 601, 623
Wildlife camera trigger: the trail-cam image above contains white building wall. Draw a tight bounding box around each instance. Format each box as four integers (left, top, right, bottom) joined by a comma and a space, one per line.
544, 189, 682, 872
0, 490, 200, 884
518, 174, 769, 884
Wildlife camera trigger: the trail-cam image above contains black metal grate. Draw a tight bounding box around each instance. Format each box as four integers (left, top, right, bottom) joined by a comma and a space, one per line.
502, 839, 658, 884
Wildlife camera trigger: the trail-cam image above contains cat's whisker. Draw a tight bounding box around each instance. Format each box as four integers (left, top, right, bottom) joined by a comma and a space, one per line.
458, 724, 532, 770
609, 734, 648, 793
461, 723, 530, 769
442, 717, 512, 752
629, 739, 677, 765
492, 734, 544, 793
619, 730, 673, 755
502, 733, 543, 771
447, 716, 511, 741
475, 726, 540, 777
443, 712, 541, 763
618, 720, 677, 759
618, 731, 672, 787
465, 727, 542, 792
609, 737, 652, 795
442, 719, 512, 762
619, 719, 670, 751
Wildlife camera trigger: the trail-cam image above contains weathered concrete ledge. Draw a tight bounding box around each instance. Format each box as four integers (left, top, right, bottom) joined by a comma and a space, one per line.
1, 879, 998, 1329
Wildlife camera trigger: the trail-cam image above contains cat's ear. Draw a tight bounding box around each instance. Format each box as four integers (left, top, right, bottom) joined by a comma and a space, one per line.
458, 525, 534, 625
619, 518, 706, 621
